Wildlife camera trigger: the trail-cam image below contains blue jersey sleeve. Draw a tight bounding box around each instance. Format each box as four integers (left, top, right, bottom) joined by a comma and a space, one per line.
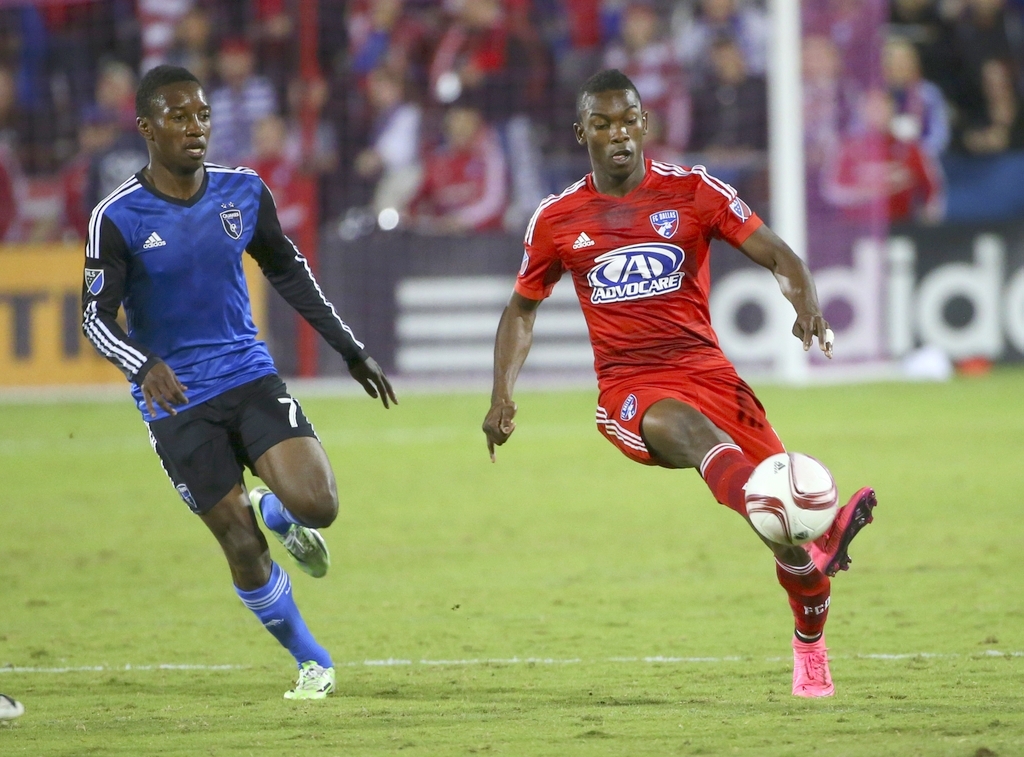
81, 213, 161, 383
246, 181, 368, 367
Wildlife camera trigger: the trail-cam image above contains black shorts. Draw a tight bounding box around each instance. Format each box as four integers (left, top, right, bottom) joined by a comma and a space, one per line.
146, 374, 317, 514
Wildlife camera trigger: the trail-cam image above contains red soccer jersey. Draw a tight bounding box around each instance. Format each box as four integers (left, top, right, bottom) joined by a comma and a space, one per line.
515, 159, 763, 386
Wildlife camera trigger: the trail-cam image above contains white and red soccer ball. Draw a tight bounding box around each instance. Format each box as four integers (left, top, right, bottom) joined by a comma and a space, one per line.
744, 453, 839, 546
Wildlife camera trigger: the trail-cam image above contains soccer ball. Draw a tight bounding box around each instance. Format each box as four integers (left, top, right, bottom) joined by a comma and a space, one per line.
744, 453, 839, 545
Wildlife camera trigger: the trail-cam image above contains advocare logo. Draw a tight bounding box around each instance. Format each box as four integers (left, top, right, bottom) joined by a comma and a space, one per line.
586, 242, 685, 304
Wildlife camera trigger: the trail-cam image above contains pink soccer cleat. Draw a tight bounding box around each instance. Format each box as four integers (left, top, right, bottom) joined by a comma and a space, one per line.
806, 487, 876, 577
792, 635, 834, 697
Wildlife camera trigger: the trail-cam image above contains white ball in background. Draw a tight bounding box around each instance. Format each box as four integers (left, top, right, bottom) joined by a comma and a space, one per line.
377, 207, 400, 231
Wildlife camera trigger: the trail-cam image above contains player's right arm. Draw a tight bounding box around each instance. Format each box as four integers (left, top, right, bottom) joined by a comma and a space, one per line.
482, 205, 563, 461
81, 214, 188, 416
483, 292, 542, 461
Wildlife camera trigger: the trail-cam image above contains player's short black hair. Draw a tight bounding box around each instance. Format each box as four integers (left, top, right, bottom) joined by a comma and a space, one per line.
576, 69, 642, 118
135, 65, 202, 118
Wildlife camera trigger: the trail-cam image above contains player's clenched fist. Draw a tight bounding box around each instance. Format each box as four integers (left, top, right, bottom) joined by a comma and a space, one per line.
482, 399, 517, 462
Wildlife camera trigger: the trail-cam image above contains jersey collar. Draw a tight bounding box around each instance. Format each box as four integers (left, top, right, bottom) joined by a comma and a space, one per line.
586, 158, 653, 200
136, 168, 210, 208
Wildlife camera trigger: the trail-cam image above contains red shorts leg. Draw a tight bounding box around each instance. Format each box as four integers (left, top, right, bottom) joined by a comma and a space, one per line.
595, 367, 784, 467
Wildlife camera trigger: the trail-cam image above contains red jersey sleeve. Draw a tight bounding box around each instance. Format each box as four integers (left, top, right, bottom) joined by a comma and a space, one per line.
692, 167, 764, 247
514, 204, 564, 300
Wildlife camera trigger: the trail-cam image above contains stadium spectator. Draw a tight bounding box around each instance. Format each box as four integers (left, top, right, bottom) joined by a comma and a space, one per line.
94, 60, 139, 131
354, 66, 423, 215
427, 0, 547, 230
822, 88, 945, 224
603, 2, 691, 160
0, 66, 27, 240
428, 0, 537, 122
688, 36, 767, 157
407, 100, 507, 234
948, 0, 1024, 154
87, 108, 150, 212
804, 0, 886, 87
138, 0, 193, 73
61, 105, 121, 239
673, 0, 769, 78
883, 36, 950, 156
888, 0, 957, 96
165, 7, 215, 84
207, 37, 278, 167
802, 34, 858, 169
251, 114, 316, 237
346, 0, 438, 93
537, 0, 606, 93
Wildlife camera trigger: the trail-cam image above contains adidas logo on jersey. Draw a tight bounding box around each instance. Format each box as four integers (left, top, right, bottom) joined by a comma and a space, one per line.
143, 232, 167, 249
573, 232, 595, 249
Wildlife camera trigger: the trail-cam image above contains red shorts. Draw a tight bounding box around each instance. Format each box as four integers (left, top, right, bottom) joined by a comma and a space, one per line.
595, 364, 785, 467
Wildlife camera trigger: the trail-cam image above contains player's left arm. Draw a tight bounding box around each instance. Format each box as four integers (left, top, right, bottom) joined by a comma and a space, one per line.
246, 182, 397, 407
738, 225, 833, 359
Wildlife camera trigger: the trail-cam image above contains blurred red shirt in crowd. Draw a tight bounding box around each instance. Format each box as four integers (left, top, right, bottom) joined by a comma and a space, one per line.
408, 104, 507, 233
823, 90, 944, 223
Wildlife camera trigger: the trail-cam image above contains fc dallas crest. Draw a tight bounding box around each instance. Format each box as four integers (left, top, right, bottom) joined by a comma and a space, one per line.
649, 210, 679, 239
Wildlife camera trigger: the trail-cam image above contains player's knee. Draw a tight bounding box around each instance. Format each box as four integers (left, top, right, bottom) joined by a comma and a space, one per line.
287, 479, 338, 528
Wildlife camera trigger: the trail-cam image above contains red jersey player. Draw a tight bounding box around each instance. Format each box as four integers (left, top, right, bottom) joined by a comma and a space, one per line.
482, 70, 876, 698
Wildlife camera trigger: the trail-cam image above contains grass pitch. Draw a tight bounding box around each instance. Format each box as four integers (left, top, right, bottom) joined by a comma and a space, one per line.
1, 371, 1023, 756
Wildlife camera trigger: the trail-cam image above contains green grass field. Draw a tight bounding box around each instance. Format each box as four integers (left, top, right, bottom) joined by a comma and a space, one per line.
2, 372, 1023, 756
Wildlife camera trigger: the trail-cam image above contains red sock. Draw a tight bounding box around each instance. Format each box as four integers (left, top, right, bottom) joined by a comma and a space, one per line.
700, 443, 754, 517
776, 559, 831, 639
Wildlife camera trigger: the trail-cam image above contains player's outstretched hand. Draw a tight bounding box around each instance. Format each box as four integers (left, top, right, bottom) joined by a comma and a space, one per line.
792, 314, 834, 359
349, 357, 398, 409
141, 361, 189, 417
482, 399, 517, 463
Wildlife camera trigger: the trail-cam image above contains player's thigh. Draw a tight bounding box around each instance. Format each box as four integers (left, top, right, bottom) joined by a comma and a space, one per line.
640, 398, 733, 469
596, 382, 728, 469
147, 405, 246, 515
235, 375, 338, 515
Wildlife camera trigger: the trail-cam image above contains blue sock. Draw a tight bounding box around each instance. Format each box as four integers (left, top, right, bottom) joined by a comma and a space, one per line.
235, 562, 332, 669
258, 491, 305, 534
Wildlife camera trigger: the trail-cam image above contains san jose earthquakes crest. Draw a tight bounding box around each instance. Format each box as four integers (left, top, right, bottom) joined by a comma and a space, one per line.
220, 209, 244, 240
649, 210, 679, 239
85, 268, 104, 296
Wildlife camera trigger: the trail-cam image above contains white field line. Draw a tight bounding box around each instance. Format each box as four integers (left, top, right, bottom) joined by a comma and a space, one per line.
3, 650, 1021, 674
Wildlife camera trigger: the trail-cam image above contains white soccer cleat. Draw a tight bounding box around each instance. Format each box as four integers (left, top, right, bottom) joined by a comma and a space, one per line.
284, 661, 335, 700
0, 694, 24, 720
249, 487, 331, 578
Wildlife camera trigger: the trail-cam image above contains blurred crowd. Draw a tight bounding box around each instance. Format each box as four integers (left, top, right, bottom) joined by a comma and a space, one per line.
1, 0, 1024, 244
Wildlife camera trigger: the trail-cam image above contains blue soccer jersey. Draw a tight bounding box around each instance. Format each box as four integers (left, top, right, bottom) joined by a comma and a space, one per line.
82, 164, 366, 421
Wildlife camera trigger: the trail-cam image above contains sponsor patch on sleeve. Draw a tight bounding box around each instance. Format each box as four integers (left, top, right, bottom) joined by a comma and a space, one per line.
84, 268, 105, 296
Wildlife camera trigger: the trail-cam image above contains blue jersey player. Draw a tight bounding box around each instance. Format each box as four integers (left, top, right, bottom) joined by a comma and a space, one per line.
81, 66, 398, 700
